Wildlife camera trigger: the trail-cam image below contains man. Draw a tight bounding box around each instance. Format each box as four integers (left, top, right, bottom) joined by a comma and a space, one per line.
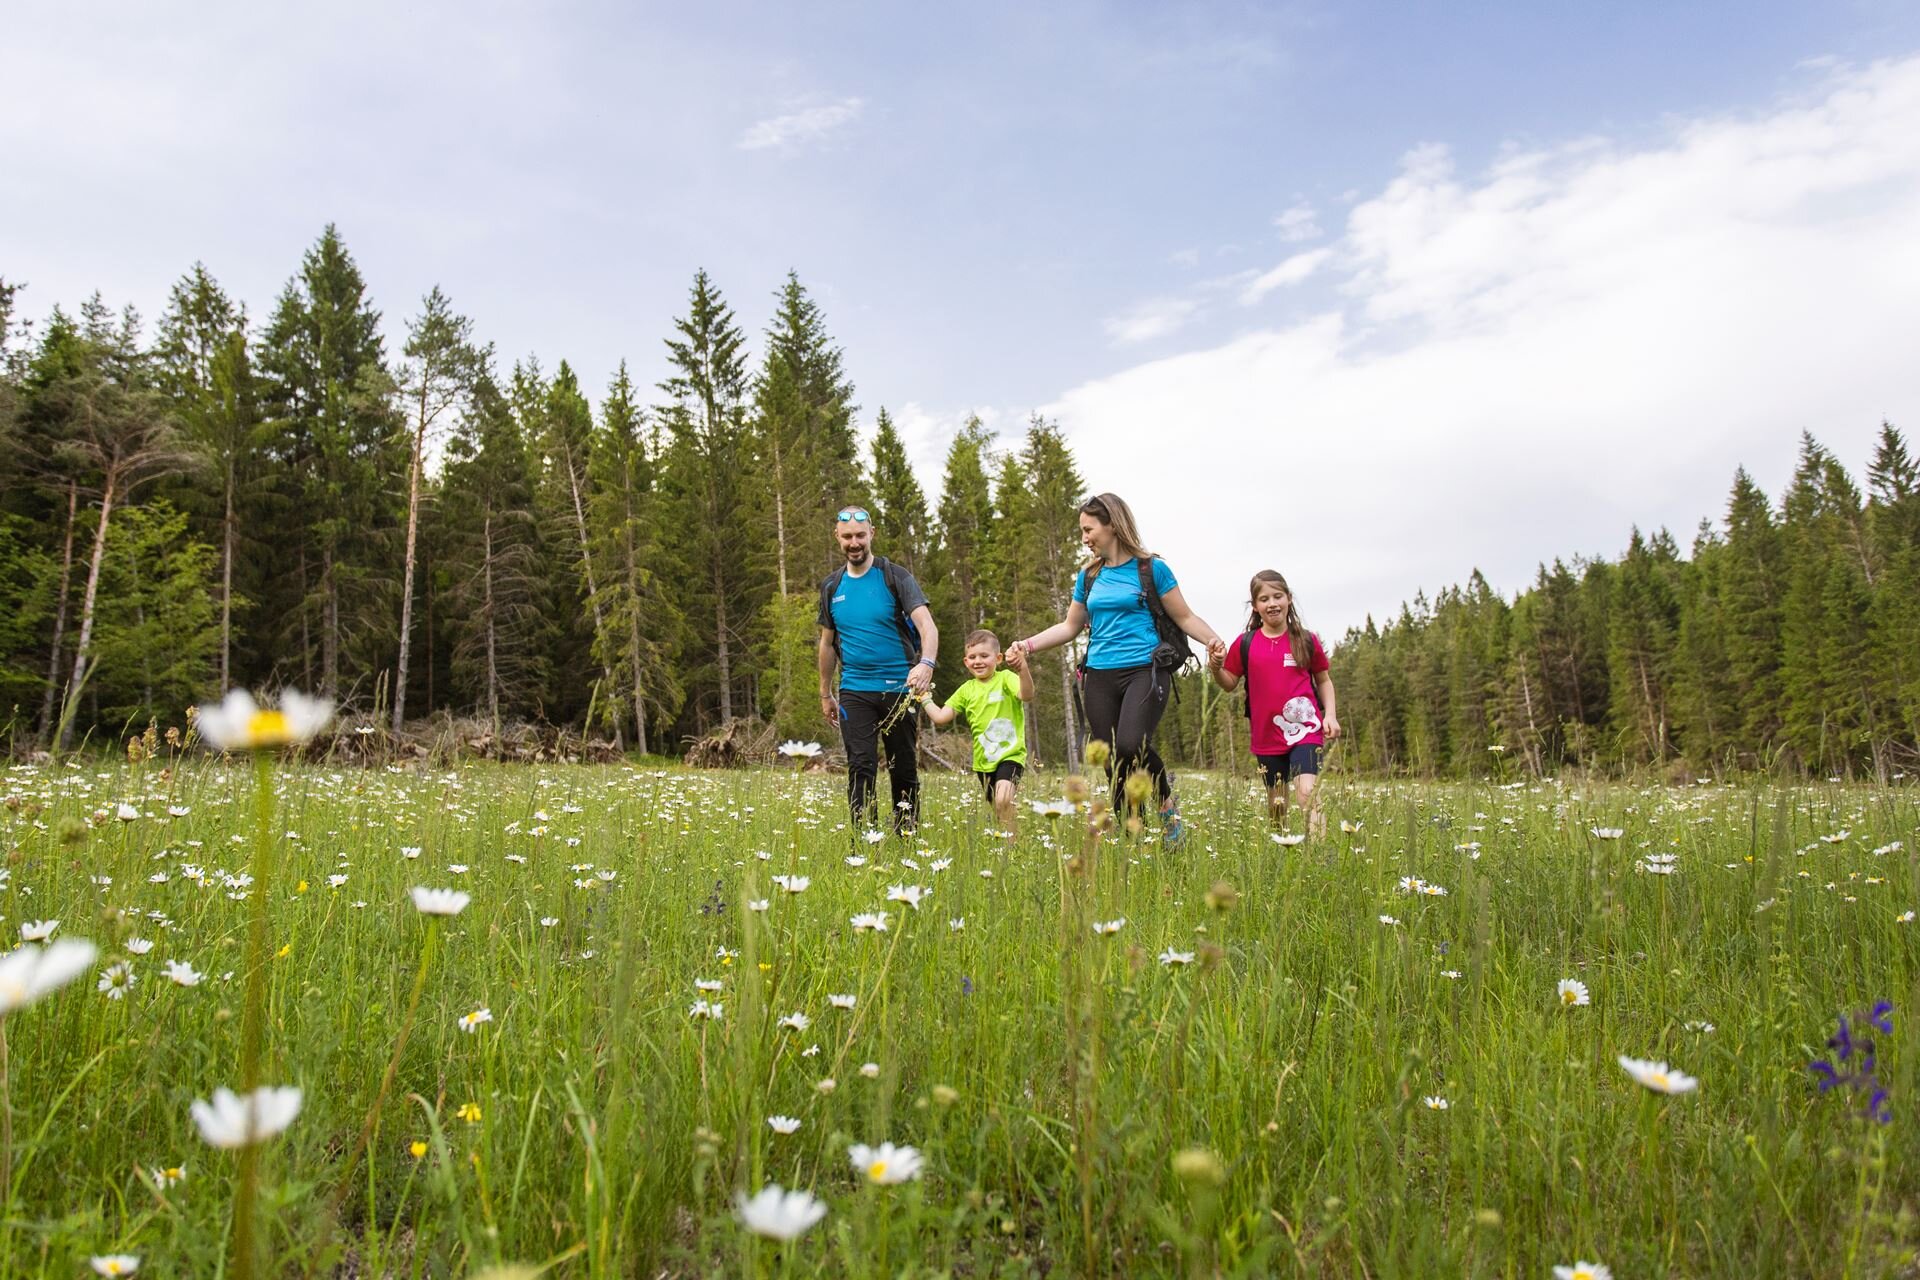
817, 506, 939, 834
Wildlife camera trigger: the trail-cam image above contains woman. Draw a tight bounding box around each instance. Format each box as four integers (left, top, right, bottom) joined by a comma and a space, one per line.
1008, 493, 1225, 845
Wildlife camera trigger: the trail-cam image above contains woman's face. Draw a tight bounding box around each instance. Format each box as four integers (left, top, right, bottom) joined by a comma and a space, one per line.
1254, 583, 1291, 627
1079, 513, 1110, 552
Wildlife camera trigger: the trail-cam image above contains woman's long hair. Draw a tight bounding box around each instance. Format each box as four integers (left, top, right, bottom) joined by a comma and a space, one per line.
1246, 569, 1313, 670
1079, 492, 1151, 572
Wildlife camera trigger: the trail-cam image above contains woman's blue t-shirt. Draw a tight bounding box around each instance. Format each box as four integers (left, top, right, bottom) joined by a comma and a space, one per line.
1072, 557, 1178, 670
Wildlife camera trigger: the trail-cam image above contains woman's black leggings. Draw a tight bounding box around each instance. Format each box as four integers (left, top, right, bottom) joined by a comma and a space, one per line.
1080, 663, 1172, 809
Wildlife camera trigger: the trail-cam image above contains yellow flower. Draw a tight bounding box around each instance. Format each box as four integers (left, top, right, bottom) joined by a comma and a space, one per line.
194, 689, 333, 751
409, 1140, 428, 1159
456, 1102, 482, 1124
758, 962, 772, 973
295, 879, 308, 894
276, 943, 292, 959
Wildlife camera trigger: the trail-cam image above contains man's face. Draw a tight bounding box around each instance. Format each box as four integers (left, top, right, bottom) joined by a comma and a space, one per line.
837, 519, 872, 565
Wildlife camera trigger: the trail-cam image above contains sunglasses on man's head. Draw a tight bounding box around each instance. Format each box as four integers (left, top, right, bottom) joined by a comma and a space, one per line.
838, 509, 871, 523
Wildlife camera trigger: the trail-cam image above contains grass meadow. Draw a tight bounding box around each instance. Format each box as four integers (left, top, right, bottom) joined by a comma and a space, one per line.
2, 751, 1917, 1277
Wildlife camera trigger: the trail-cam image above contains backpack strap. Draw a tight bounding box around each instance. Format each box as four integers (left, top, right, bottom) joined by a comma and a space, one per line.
818, 568, 847, 660
873, 556, 922, 665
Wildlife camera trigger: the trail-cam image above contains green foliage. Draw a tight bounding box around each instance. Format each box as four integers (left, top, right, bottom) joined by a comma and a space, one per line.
85, 499, 220, 727
1337, 436, 1920, 778
7, 760, 1919, 1275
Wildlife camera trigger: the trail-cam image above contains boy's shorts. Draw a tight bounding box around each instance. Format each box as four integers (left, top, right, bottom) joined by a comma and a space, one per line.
976, 760, 1024, 796
1256, 743, 1322, 789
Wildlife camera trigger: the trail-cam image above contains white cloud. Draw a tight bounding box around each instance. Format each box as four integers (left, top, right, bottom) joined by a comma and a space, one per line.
1273, 202, 1320, 242
738, 97, 864, 152
1047, 57, 1920, 649
1102, 296, 1200, 345
1240, 248, 1332, 304
875, 403, 1019, 495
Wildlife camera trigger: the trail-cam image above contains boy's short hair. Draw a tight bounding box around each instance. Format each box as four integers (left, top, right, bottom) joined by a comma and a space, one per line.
963, 629, 1000, 653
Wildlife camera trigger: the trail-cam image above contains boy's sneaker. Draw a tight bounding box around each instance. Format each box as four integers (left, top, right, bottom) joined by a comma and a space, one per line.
1160, 797, 1187, 849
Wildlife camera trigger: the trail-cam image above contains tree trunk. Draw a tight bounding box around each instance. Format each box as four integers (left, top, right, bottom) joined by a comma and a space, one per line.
60, 475, 117, 749
1059, 648, 1080, 770
298, 546, 313, 691
37, 482, 79, 742
714, 569, 733, 723
1518, 661, 1543, 777
322, 544, 339, 697
483, 513, 500, 742
771, 436, 789, 598
393, 395, 428, 732
220, 461, 234, 690
562, 455, 621, 747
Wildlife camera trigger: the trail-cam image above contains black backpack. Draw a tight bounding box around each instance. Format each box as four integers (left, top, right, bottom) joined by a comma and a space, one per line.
1235, 629, 1324, 720
1081, 556, 1195, 675
818, 556, 924, 666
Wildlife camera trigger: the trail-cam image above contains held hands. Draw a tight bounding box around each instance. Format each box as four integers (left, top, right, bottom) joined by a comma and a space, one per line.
1206, 638, 1227, 670
1004, 645, 1028, 674
906, 662, 934, 696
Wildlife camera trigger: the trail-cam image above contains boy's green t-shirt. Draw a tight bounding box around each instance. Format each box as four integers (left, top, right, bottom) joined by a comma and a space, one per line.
942, 668, 1028, 772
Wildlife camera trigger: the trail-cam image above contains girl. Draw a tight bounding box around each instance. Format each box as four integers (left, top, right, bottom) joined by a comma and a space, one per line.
1009, 493, 1225, 846
1209, 570, 1341, 835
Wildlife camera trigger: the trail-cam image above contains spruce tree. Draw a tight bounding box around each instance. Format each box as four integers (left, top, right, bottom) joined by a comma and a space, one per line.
867, 408, 930, 572
256, 226, 402, 697
392, 286, 487, 730
656, 270, 768, 729
438, 376, 550, 738
586, 362, 683, 751
753, 272, 860, 597
926, 416, 996, 693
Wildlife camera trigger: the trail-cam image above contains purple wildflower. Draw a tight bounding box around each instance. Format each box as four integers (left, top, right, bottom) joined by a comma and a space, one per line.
1811, 1001, 1894, 1124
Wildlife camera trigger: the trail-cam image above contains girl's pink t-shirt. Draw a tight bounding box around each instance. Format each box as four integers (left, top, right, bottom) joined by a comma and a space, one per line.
1223, 630, 1329, 755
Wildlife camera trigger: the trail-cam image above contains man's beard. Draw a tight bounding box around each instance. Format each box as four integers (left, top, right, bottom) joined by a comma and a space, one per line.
845, 547, 870, 565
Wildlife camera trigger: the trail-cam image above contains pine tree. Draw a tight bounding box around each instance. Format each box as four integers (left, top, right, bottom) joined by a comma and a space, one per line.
753, 272, 860, 597
926, 416, 996, 694
586, 362, 682, 751
438, 377, 550, 737
867, 408, 930, 572
1015, 416, 1087, 764
29, 299, 204, 745
87, 500, 219, 729
1865, 424, 1920, 750
1718, 468, 1785, 756
536, 360, 616, 731
154, 263, 260, 690
256, 226, 403, 697
392, 286, 487, 731
1605, 528, 1680, 765
656, 270, 768, 729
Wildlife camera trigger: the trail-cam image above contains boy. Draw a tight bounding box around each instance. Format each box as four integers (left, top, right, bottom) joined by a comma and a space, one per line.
923, 630, 1033, 834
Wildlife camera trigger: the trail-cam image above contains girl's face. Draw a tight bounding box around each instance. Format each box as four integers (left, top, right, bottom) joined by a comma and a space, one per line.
1254, 583, 1291, 628
1079, 514, 1112, 554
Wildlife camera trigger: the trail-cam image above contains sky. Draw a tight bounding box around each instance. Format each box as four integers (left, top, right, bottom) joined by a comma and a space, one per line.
6, 1, 1920, 644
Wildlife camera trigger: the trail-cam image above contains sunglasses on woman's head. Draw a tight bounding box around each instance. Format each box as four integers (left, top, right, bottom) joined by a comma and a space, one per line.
837, 509, 870, 523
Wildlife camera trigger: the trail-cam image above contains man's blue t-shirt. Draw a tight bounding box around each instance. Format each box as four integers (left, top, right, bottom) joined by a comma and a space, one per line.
827, 564, 921, 692
1072, 556, 1179, 670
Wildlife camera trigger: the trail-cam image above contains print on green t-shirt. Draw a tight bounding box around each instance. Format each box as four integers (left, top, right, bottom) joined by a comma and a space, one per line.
941, 669, 1028, 771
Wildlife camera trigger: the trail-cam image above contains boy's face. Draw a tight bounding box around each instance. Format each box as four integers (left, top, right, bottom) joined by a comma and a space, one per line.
964, 644, 999, 679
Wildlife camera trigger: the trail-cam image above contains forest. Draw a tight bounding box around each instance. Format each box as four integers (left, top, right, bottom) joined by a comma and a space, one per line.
2, 224, 1914, 778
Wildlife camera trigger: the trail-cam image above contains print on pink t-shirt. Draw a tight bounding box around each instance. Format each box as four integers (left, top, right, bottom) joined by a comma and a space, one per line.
1224, 630, 1330, 756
